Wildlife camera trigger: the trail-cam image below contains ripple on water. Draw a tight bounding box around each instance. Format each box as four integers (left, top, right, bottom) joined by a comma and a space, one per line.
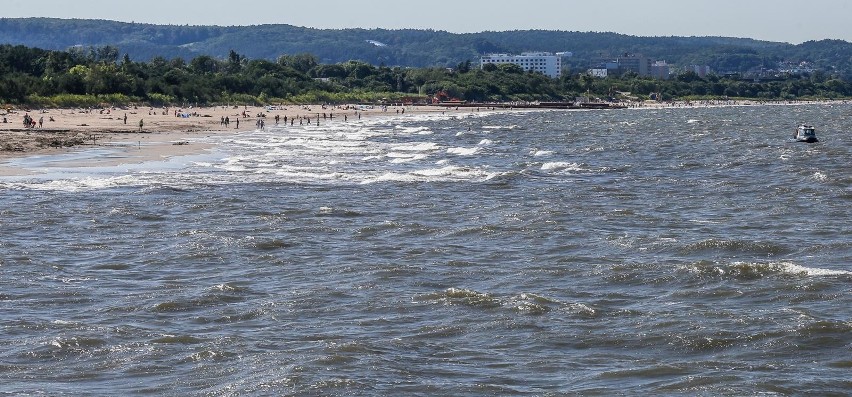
1, 105, 851, 395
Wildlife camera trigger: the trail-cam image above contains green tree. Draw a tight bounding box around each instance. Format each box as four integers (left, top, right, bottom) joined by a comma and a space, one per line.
498, 63, 524, 74
227, 50, 243, 74
278, 53, 318, 74
189, 55, 219, 75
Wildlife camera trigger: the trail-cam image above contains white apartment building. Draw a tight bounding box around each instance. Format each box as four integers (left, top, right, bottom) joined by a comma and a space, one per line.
480, 52, 566, 78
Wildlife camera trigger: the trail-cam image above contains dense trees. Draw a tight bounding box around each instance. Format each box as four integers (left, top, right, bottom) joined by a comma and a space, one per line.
1, 44, 850, 107
4, 18, 852, 78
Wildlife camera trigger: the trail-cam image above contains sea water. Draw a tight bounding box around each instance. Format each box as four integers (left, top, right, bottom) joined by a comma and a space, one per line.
1, 104, 850, 396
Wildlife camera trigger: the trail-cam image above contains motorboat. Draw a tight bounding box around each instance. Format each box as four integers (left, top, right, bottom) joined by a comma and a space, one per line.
794, 124, 818, 143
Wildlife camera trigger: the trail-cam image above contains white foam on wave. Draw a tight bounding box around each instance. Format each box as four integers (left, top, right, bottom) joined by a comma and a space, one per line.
541, 162, 586, 172
483, 125, 520, 130
687, 261, 852, 277
532, 150, 554, 157
284, 138, 369, 154
273, 168, 349, 182
386, 152, 429, 163
812, 171, 828, 182
395, 125, 433, 135
484, 171, 512, 180
217, 157, 251, 172
359, 165, 490, 184
390, 142, 440, 152
361, 172, 420, 184
447, 147, 479, 156
3, 175, 145, 192
776, 262, 852, 276
413, 165, 474, 177
4, 110, 533, 190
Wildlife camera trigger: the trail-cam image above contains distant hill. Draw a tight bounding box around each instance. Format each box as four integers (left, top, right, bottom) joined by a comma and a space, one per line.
2, 17, 852, 77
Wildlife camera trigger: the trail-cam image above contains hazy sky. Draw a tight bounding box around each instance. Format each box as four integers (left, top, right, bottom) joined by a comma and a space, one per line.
5, 0, 851, 44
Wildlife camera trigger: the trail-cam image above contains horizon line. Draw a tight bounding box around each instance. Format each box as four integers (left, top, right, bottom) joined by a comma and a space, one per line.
4, 16, 840, 45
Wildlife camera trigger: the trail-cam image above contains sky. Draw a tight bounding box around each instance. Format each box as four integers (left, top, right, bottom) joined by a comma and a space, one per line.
4, 0, 851, 44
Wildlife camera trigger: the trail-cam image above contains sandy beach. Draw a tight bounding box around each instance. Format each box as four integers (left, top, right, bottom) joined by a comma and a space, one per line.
0, 103, 486, 176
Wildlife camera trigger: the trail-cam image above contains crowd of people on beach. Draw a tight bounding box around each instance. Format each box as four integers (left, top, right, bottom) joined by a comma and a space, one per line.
2, 103, 411, 135
5, 99, 851, 138
21, 114, 44, 129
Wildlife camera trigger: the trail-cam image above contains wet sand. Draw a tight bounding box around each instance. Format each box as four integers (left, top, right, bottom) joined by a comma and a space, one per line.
0, 104, 493, 176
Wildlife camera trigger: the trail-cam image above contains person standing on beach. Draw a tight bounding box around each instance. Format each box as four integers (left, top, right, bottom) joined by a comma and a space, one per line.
235, 118, 239, 129
124, 113, 127, 124
139, 119, 144, 132
38, 116, 44, 128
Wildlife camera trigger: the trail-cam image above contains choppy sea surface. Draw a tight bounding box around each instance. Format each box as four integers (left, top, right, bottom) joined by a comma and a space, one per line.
1, 104, 850, 396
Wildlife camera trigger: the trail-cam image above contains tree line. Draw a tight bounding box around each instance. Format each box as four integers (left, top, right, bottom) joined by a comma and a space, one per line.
6, 18, 852, 78
1, 44, 851, 108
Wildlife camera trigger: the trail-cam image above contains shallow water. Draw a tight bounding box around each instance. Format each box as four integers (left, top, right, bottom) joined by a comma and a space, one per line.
1, 104, 850, 396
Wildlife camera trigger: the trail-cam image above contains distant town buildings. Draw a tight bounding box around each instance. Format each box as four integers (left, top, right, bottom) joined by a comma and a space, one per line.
480, 52, 571, 78
590, 53, 652, 77
692, 65, 712, 78
777, 61, 815, 75
587, 53, 710, 80
650, 61, 670, 80
482, 49, 815, 82
588, 68, 608, 78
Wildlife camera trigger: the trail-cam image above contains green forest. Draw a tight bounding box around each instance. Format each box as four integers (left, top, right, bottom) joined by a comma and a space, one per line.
2, 44, 852, 108
3, 18, 852, 77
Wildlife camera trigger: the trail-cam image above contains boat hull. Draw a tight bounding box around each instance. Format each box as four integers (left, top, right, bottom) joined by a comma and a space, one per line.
794, 125, 818, 143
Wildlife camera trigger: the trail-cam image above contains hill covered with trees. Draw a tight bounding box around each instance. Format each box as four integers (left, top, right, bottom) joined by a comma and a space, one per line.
2, 18, 852, 78
2, 43, 851, 108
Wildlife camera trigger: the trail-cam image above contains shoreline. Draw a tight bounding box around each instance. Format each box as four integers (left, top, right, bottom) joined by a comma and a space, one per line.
0, 104, 499, 176
0, 100, 845, 176
0, 103, 497, 156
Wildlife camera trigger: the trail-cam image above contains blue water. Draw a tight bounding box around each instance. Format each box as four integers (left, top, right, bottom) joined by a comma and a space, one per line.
1, 104, 850, 396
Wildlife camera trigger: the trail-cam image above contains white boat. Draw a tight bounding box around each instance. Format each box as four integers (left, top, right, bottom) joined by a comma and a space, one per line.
794, 124, 818, 143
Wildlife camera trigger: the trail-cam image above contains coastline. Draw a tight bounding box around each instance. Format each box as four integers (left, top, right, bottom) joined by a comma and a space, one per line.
0, 99, 844, 177
0, 104, 498, 176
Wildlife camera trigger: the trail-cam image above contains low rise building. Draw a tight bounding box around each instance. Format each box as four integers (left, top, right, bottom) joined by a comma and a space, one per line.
591, 53, 652, 77
480, 52, 566, 78
588, 68, 608, 78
